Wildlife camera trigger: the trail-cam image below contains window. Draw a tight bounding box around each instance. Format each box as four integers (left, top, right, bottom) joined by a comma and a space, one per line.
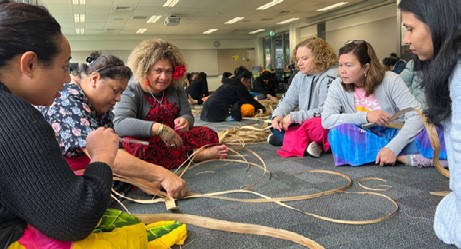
262, 32, 290, 70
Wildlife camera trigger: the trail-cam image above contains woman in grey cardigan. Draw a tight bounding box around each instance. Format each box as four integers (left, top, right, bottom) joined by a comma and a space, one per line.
322, 40, 425, 166
114, 39, 227, 169
269, 37, 338, 158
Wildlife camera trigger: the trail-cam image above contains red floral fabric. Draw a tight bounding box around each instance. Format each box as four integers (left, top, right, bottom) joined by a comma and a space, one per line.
122, 92, 218, 169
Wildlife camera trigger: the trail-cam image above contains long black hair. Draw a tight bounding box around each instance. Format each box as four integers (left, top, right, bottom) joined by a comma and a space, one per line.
0, 0, 62, 68
399, 0, 459, 124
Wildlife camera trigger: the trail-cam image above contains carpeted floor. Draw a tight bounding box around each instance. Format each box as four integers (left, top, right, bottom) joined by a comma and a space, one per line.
114, 117, 455, 249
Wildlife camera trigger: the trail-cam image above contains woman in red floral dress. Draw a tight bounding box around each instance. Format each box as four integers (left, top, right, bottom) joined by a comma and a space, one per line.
114, 39, 227, 169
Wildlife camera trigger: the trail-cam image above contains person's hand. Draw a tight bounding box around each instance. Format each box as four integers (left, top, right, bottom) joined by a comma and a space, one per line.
282, 114, 292, 131
375, 147, 397, 166
366, 110, 390, 126
269, 95, 278, 102
271, 116, 283, 132
152, 123, 183, 149
86, 127, 119, 166
159, 169, 188, 198
135, 168, 188, 198
174, 117, 189, 132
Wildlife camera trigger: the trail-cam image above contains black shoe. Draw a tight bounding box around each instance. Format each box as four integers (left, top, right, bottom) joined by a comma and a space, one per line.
267, 134, 282, 146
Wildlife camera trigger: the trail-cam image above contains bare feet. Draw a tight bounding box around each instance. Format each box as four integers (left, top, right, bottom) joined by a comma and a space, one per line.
193, 144, 227, 162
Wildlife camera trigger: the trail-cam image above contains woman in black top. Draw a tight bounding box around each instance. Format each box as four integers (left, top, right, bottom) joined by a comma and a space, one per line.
251, 71, 278, 101
0, 1, 118, 246
201, 66, 265, 122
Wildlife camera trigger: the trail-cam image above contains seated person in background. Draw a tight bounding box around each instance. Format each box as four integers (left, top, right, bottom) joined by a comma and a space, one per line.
400, 59, 425, 107
184, 72, 192, 90
268, 37, 338, 159
37, 54, 187, 197
114, 39, 227, 170
200, 66, 266, 122
382, 56, 399, 71
186, 72, 207, 104
250, 71, 278, 101
198, 72, 209, 96
389, 52, 407, 74
221, 71, 232, 83
399, 59, 448, 166
322, 40, 427, 167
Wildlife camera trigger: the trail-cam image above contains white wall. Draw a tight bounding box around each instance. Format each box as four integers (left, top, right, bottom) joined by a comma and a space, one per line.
326, 3, 399, 61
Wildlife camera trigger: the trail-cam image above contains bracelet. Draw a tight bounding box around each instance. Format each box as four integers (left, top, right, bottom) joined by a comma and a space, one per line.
157, 123, 164, 135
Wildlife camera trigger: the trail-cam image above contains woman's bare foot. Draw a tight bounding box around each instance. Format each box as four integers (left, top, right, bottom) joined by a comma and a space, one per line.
193, 145, 227, 162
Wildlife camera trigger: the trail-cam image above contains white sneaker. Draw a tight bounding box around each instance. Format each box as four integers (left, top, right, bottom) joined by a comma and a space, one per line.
306, 142, 322, 158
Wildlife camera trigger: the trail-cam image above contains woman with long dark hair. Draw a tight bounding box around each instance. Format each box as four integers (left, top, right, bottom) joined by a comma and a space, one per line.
399, 0, 460, 246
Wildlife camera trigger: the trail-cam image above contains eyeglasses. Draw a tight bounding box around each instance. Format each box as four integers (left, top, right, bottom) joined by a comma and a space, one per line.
345, 40, 367, 45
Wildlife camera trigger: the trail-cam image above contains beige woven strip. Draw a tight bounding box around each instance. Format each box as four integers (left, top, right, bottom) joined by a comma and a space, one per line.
416, 110, 449, 177
136, 213, 324, 249
357, 177, 392, 191
430, 191, 450, 196
114, 170, 399, 225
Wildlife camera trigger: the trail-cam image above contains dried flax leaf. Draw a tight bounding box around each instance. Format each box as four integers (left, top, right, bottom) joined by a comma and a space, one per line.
136, 213, 324, 249
416, 109, 449, 178
358, 177, 392, 191
218, 124, 271, 145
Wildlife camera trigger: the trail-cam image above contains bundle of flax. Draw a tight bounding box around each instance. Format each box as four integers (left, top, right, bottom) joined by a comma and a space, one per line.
218, 122, 271, 145
254, 99, 279, 120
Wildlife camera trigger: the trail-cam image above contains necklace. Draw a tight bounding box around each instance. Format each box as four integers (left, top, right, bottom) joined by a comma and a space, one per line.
147, 87, 165, 106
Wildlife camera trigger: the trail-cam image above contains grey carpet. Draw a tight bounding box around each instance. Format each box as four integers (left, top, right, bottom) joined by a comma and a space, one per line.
113, 118, 454, 249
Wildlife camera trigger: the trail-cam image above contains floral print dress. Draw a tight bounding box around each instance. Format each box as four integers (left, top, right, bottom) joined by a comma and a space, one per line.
37, 83, 113, 171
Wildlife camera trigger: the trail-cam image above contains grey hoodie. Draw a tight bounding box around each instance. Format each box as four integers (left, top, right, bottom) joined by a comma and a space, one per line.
272, 67, 338, 124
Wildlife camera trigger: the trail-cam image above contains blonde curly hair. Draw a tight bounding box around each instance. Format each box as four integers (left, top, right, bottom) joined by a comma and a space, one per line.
292, 37, 337, 73
128, 39, 186, 89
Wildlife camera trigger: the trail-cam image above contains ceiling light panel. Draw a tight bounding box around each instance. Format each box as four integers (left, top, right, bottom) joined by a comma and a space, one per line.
72, 0, 85, 5
257, 0, 283, 10
163, 0, 179, 7
225, 17, 244, 24
249, 29, 265, 34
147, 15, 162, 23
277, 17, 299, 24
317, 2, 348, 12
203, 29, 218, 34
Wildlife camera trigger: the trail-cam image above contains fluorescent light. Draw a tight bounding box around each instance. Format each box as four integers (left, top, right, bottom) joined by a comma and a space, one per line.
249, 29, 265, 34
203, 29, 218, 34
74, 14, 85, 23
75, 28, 84, 34
317, 2, 348, 12
277, 17, 299, 25
73, 0, 85, 5
257, 0, 283, 10
147, 15, 162, 23
136, 28, 147, 34
163, 0, 179, 7
225, 17, 244, 24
